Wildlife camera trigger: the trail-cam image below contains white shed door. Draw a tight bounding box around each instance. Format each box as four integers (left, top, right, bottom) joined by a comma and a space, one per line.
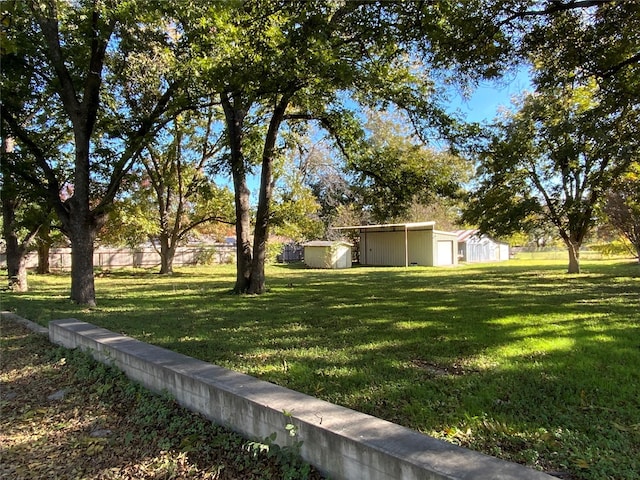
437, 240, 454, 265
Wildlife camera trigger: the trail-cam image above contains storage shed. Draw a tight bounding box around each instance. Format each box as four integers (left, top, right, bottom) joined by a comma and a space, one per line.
303, 241, 353, 269
333, 222, 458, 267
456, 230, 510, 263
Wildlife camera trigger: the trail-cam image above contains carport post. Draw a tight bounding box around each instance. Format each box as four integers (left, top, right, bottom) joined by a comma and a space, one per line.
404, 225, 409, 267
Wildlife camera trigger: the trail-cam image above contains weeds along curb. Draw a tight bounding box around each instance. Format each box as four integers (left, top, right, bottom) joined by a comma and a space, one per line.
45, 317, 555, 480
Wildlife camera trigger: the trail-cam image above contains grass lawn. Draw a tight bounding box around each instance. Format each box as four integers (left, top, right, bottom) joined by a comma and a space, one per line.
3, 259, 639, 479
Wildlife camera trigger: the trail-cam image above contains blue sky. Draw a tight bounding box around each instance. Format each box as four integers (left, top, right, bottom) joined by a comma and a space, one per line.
234, 69, 534, 199
446, 68, 532, 123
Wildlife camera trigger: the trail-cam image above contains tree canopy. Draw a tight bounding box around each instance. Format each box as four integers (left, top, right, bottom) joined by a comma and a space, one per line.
460, 1, 639, 272
3, 0, 639, 302
604, 161, 640, 262
174, 0, 461, 293
463, 79, 638, 273
1, 0, 193, 304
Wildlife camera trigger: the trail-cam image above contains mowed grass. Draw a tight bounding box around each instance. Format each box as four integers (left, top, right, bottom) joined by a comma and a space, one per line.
4, 259, 639, 479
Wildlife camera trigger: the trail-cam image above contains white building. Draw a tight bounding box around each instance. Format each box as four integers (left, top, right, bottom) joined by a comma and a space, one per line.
303, 241, 353, 269
455, 230, 510, 263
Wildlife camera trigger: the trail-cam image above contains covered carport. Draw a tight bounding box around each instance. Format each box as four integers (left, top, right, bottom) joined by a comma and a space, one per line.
332, 222, 458, 267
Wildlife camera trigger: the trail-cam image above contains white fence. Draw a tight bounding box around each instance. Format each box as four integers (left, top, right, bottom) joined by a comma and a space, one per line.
0, 245, 236, 271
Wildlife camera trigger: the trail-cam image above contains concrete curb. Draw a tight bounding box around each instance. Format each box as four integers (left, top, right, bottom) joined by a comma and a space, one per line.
0, 311, 49, 336
47, 318, 555, 480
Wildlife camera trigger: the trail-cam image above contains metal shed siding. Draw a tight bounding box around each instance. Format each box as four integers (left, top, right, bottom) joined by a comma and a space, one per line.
304, 246, 330, 268
432, 231, 458, 266
360, 230, 406, 266
408, 229, 433, 265
334, 245, 352, 268
339, 222, 458, 267
457, 231, 509, 263
360, 228, 449, 266
304, 242, 352, 269
466, 242, 493, 262
436, 240, 454, 265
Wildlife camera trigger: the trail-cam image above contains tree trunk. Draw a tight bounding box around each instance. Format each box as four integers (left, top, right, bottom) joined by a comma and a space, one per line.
221, 92, 253, 293
565, 239, 581, 274
67, 215, 98, 306
248, 169, 270, 294
248, 223, 268, 294
62, 117, 103, 306
3, 211, 31, 292
159, 254, 174, 274
247, 94, 291, 294
158, 233, 175, 274
64, 133, 101, 306
5, 236, 29, 292
36, 221, 52, 274
1, 137, 33, 292
233, 174, 253, 293
37, 241, 51, 274
10, 257, 29, 292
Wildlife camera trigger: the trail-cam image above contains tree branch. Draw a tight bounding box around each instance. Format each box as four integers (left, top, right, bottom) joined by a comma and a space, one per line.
177, 216, 235, 241
506, 0, 615, 21
95, 81, 183, 215
600, 51, 640, 79
284, 112, 352, 160
0, 105, 65, 213
31, 2, 81, 120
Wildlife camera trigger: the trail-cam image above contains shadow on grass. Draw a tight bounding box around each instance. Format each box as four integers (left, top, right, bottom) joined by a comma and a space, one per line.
4, 261, 640, 478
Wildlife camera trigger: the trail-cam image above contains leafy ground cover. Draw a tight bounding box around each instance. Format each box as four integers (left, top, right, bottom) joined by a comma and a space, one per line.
3, 259, 640, 479
0, 320, 321, 479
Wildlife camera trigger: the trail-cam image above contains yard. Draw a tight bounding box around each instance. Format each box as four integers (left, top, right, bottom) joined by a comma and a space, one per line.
3, 259, 639, 479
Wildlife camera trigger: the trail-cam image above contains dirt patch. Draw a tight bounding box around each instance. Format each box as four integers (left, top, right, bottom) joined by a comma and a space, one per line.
411, 359, 471, 377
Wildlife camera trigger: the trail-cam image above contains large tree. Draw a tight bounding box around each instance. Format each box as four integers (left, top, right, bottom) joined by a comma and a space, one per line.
1, 0, 190, 305
104, 111, 235, 274
0, 136, 49, 291
464, 81, 637, 273
604, 162, 640, 262
182, 0, 455, 294
457, 1, 639, 273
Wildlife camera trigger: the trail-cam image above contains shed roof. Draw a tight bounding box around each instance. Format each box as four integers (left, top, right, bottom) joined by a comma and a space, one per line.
331, 221, 436, 231
455, 229, 480, 242
303, 240, 353, 247
455, 229, 509, 246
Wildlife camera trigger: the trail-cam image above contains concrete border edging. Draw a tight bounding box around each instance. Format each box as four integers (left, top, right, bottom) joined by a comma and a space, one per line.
1, 311, 49, 336
48, 318, 554, 480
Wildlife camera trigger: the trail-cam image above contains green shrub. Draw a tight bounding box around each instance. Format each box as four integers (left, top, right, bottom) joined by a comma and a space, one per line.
587, 240, 633, 257
266, 242, 284, 264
